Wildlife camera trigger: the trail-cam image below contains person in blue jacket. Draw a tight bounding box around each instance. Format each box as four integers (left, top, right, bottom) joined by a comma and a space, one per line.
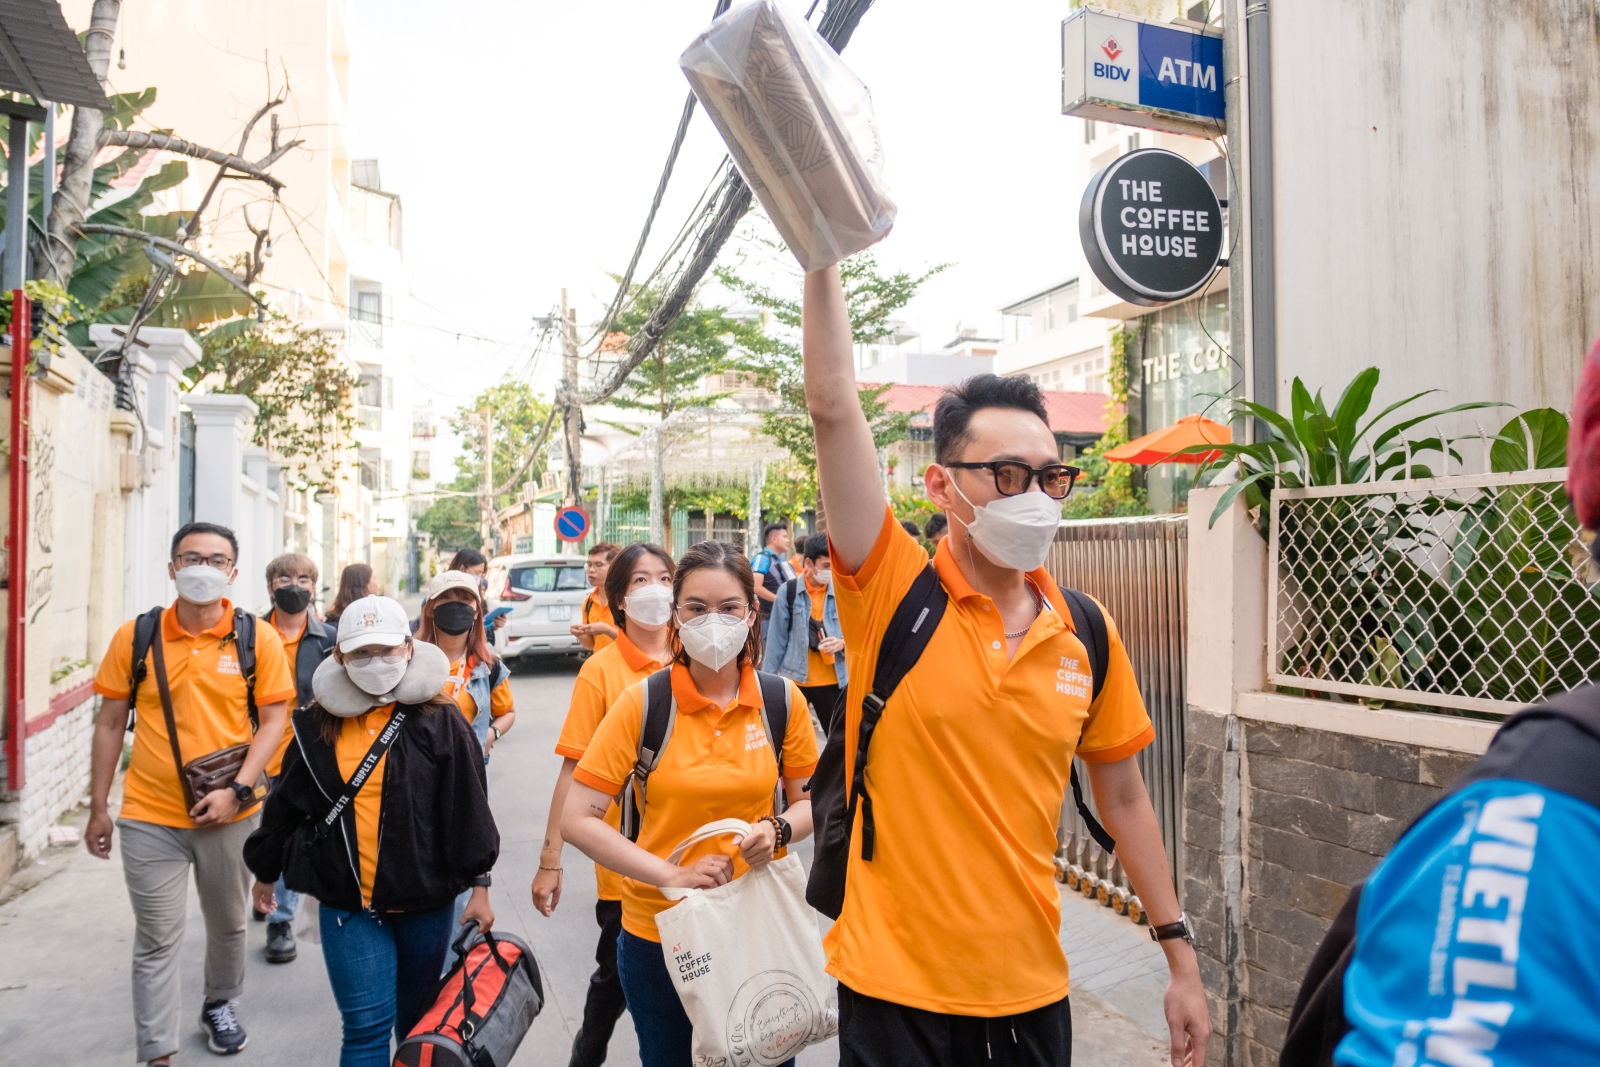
761, 534, 846, 730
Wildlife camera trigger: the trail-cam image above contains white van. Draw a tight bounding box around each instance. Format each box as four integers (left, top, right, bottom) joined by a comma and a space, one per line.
483, 553, 592, 662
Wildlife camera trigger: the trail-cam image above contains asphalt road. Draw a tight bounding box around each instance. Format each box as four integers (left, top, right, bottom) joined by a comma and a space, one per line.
0, 657, 1169, 1066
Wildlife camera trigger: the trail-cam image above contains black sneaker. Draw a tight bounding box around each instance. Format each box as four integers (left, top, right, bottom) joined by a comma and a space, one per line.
265, 921, 297, 963
200, 998, 248, 1055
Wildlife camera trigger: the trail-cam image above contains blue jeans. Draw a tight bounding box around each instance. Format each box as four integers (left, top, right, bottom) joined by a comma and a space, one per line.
268, 876, 300, 923
617, 930, 794, 1067
319, 903, 455, 1067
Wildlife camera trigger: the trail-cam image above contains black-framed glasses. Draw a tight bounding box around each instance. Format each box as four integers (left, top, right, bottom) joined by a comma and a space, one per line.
174, 552, 235, 571
945, 461, 1082, 500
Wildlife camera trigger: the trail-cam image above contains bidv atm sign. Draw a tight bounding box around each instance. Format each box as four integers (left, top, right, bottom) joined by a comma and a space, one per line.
1062, 7, 1223, 137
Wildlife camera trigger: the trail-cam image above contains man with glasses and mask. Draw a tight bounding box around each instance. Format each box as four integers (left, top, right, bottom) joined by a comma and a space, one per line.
251, 553, 337, 963
85, 522, 298, 1064
803, 267, 1211, 1067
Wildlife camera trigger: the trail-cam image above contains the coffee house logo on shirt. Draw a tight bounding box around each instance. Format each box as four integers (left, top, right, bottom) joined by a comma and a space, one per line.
744, 722, 770, 752
1057, 655, 1092, 699
217, 653, 241, 676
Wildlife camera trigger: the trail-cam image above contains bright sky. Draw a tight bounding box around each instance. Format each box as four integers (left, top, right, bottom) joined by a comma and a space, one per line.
347, 0, 1086, 426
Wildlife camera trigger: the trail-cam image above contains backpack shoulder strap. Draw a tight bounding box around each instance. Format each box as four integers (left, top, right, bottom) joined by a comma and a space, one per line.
621, 667, 677, 842
233, 609, 258, 728
1060, 587, 1117, 855
785, 577, 799, 613
756, 669, 792, 816
851, 564, 948, 861
128, 605, 165, 704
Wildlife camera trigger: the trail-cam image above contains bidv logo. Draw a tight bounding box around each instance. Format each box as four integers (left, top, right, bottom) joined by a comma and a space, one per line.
1093, 36, 1131, 82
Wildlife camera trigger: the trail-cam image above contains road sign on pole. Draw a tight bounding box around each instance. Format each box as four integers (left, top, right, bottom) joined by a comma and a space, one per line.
554, 505, 591, 544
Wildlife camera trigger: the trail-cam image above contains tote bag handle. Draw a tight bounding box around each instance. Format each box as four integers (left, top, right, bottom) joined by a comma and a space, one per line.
658, 818, 754, 900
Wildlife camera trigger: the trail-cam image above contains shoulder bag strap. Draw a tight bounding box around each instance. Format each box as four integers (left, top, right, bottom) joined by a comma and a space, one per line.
1061, 588, 1117, 855
314, 706, 409, 842
148, 614, 196, 813
852, 564, 948, 861
755, 670, 791, 815
622, 668, 676, 842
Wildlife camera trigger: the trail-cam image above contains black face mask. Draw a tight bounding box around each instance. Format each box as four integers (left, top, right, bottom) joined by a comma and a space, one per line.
272, 586, 312, 615
432, 601, 477, 636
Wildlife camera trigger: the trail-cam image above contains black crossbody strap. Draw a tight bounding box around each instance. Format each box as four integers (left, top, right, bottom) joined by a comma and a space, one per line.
149, 612, 195, 812
851, 564, 947, 861
315, 707, 408, 840
1062, 588, 1117, 855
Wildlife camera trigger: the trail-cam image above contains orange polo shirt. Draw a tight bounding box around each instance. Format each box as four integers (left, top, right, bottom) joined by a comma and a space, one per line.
265, 612, 306, 777
442, 656, 514, 723
574, 661, 820, 942
583, 590, 618, 652
824, 509, 1154, 1015
556, 632, 665, 901
803, 574, 837, 686
94, 600, 297, 828
336, 704, 396, 908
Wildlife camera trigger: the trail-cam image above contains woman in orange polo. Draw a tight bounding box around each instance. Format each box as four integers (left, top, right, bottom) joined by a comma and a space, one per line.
532, 541, 674, 1067
563, 539, 819, 1067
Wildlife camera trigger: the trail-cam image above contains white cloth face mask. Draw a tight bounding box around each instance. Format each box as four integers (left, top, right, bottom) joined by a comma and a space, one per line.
950, 480, 1062, 572
174, 565, 231, 606
624, 585, 673, 629
344, 656, 408, 697
676, 612, 751, 671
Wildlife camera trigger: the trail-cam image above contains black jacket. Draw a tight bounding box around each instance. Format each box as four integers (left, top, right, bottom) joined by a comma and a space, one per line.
260, 611, 336, 710
244, 700, 498, 914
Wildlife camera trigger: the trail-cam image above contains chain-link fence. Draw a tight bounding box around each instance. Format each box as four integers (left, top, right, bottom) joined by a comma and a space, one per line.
1269, 468, 1599, 716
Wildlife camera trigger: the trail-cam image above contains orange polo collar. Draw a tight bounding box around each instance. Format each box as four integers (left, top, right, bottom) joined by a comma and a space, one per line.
668, 660, 762, 715
161, 598, 238, 640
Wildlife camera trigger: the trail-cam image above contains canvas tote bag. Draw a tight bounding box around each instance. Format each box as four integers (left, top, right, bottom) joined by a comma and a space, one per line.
653, 819, 837, 1067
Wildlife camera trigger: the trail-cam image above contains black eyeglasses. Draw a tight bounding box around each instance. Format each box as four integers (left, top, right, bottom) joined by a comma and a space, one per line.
945, 461, 1082, 500
174, 552, 235, 570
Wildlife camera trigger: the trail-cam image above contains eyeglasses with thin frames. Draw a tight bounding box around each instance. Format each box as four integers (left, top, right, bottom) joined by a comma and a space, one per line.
944, 461, 1081, 500
174, 552, 235, 571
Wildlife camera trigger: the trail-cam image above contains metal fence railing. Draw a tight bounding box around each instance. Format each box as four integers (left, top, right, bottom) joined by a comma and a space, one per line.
1047, 515, 1188, 921
1269, 468, 1599, 716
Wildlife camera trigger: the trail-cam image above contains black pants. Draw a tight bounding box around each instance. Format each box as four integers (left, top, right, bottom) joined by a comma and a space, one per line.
838, 984, 1071, 1067
570, 899, 628, 1067
798, 683, 842, 730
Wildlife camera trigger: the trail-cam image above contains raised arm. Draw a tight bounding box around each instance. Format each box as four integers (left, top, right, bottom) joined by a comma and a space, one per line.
804, 265, 884, 571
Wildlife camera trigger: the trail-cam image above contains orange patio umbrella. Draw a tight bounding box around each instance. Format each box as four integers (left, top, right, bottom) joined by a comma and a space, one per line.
1103, 414, 1231, 465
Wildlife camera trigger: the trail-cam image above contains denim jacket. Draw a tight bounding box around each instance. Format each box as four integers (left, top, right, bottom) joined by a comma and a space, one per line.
459, 657, 509, 750
761, 577, 847, 686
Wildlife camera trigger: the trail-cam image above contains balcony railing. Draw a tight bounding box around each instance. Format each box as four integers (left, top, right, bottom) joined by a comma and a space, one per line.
1269, 468, 1598, 716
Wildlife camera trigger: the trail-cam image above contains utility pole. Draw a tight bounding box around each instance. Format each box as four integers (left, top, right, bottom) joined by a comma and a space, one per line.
560, 289, 583, 554
480, 406, 493, 552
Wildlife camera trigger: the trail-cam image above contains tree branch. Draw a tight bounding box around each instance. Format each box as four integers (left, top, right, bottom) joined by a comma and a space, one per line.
97, 129, 296, 191
73, 223, 267, 311
491, 404, 560, 498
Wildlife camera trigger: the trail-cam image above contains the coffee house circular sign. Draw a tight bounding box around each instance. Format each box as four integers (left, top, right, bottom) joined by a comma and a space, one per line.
1079, 148, 1223, 306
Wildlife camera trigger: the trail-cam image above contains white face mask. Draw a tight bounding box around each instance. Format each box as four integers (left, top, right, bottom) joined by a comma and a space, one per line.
344, 656, 409, 697
174, 565, 231, 606
676, 612, 751, 671
624, 585, 673, 629
949, 479, 1062, 572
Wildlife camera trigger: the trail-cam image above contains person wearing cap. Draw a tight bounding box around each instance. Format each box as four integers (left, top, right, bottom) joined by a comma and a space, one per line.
416, 570, 516, 759
244, 595, 498, 1067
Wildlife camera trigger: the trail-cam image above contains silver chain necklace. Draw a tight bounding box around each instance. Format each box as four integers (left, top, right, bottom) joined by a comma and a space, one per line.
1004, 584, 1043, 639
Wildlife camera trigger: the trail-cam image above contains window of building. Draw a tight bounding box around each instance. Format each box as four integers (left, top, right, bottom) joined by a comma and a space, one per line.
381, 459, 393, 493
1003, 313, 1034, 343
411, 450, 431, 481
1067, 302, 1079, 323
358, 362, 386, 430
359, 448, 381, 491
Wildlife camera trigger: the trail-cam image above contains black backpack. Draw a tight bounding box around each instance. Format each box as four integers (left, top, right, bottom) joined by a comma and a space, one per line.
126, 606, 258, 731
805, 564, 1117, 919
1279, 685, 1600, 1067
617, 665, 793, 842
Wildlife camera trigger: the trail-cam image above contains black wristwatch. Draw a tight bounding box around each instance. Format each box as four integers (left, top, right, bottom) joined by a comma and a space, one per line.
1149, 912, 1194, 945
774, 817, 792, 849
229, 781, 257, 806
470, 874, 492, 888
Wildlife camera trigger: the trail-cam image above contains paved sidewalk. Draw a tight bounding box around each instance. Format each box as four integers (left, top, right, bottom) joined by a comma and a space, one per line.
0, 660, 1173, 1065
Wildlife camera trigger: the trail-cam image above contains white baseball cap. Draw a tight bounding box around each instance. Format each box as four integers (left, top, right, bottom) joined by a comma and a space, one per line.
425, 569, 485, 604
336, 595, 412, 652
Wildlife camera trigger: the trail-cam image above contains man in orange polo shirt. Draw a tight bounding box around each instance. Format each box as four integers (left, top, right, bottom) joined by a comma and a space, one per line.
803, 266, 1211, 1066
84, 522, 296, 1066
572, 540, 622, 652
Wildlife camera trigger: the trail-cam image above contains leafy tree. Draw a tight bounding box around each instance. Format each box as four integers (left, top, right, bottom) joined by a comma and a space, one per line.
186, 313, 359, 492
1063, 323, 1150, 518
417, 379, 554, 551
608, 284, 746, 422
716, 242, 947, 527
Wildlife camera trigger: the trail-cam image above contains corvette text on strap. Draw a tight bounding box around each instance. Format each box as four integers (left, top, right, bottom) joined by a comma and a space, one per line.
321, 708, 408, 832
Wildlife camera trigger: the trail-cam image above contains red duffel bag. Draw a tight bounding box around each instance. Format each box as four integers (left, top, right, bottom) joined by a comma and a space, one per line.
394, 920, 543, 1067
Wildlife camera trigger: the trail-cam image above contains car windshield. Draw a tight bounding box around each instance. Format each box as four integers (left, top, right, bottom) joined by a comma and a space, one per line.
509, 565, 588, 593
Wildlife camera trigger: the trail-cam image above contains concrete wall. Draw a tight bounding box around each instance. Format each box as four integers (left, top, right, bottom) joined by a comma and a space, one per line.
1270, 1, 1599, 424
